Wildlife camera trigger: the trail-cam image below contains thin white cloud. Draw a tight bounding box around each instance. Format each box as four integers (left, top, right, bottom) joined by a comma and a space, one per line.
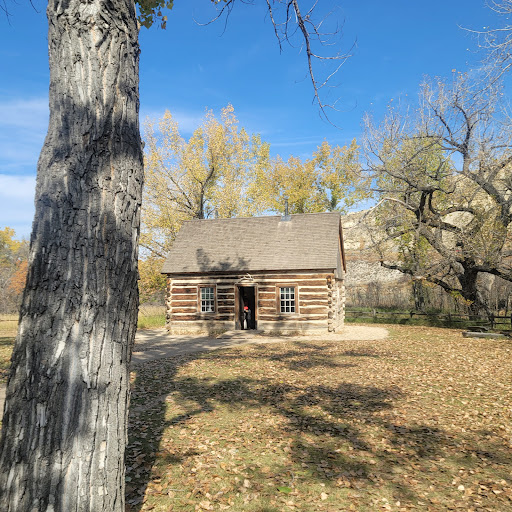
0, 174, 36, 238
0, 137, 42, 166
0, 97, 49, 132
0, 97, 48, 177
0, 175, 37, 200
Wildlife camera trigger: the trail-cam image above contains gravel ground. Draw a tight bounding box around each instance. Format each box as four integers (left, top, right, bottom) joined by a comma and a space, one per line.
131, 325, 389, 365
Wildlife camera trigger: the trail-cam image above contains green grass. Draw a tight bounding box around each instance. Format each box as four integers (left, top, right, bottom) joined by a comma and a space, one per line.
346, 315, 462, 328
137, 305, 166, 330
126, 325, 512, 511
346, 311, 512, 331
137, 315, 166, 329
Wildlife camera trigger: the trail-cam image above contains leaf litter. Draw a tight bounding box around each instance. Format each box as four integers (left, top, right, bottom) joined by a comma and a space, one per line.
126, 325, 512, 511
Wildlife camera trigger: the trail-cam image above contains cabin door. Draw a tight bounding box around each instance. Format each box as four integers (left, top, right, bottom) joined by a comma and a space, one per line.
235, 285, 256, 330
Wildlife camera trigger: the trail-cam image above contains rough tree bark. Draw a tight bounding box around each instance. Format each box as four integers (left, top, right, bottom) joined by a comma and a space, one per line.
0, 0, 143, 510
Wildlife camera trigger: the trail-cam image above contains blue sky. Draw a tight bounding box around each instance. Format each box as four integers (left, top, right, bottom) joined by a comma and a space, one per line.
0, 0, 500, 239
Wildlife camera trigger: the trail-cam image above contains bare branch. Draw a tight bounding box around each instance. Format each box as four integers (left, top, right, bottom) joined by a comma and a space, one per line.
194, 0, 236, 32
380, 261, 459, 295
463, 0, 512, 81
139, 243, 166, 259
363, 72, 512, 314
198, 0, 352, 126
264, 0, 282, 51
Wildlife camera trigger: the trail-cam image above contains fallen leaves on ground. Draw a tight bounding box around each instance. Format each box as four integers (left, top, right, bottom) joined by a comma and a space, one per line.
126, 325, 512, 511
0, 336, 15, 384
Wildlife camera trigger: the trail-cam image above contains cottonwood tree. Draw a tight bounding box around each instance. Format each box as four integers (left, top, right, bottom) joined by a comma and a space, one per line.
138, 255, 167, 304
470, 0, 512, 78
364, 74, 512, 316
0, 227, 28, 314
143, 115, 366, 256
251, 139, 368, 214
142, 104, 270, 257
0, 1, 348, 510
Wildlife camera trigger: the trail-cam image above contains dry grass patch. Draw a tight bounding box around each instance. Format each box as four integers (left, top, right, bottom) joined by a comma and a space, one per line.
126, 325, 512, 512
0, 315, 17, 384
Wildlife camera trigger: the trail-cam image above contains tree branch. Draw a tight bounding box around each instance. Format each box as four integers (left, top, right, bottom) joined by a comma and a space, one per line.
200, 0, 352, 125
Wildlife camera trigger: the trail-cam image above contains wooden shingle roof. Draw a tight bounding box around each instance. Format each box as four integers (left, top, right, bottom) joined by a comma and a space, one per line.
161, 212, 343, 274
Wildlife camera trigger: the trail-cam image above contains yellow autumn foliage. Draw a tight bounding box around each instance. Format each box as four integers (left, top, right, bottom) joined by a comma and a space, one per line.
250, 138, 369, 214
142, 105, 269, 256
142, 105, 370, 261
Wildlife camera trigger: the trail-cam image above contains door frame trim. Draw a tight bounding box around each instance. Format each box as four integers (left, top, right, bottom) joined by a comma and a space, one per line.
235, 283, 258, 330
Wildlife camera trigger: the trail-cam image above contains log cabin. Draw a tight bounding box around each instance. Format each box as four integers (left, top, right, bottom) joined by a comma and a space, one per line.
161, 211, 347, 335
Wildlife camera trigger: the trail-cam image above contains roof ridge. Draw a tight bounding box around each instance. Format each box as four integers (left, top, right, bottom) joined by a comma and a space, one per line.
182, 211, 341, 224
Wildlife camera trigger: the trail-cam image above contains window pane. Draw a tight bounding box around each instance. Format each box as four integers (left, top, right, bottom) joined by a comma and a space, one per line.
280, 287, 296, 314
201, 287, 215, 312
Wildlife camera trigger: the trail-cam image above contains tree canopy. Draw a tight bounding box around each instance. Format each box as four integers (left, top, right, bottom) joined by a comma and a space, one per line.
251, 139, 368, 214
364, 73, 512, 314
0, 227, 28, 314
142, 104, 270, 257
142, 105, 369, 260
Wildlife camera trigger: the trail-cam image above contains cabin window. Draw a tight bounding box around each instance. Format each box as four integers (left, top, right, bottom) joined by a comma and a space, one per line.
279, 286, 296, 313
199, 286, 215, 313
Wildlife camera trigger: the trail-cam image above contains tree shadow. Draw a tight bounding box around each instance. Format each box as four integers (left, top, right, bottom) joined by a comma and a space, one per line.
125, 340, 511, 511
341, 349, 382, 358
0, 337, 15, 347
126, 345, 407, 509
195, 248, 250, 273
206, 341, 358, 371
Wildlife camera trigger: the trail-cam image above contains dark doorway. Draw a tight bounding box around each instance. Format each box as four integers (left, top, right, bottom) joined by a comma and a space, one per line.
237, 285, 256, 330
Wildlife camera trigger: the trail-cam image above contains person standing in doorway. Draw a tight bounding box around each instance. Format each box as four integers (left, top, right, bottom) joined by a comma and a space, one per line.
244, 302, 252, 330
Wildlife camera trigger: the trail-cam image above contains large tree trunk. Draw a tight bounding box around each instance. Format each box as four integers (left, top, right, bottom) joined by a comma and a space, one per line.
412, 280, 427, 312
0, 0, 142, 510
459, 267, 490, 319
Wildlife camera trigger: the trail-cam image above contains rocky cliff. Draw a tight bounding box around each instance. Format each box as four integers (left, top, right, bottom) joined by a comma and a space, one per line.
342, 210, 406, 287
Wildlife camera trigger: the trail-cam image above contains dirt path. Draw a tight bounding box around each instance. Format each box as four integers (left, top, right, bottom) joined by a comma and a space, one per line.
0, 326, 388, 414
131, 325, 389, 364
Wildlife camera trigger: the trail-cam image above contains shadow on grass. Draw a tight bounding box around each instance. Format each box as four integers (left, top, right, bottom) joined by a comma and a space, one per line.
0, 336, 15, 347
125, 340, 511, 511
202, 341, 358, 372
341, 349, 381, 358
125, 345, 414, 509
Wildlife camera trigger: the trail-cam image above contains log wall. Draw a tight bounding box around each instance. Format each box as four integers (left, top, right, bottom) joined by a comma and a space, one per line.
165, 270, 343, 334
327, 277, 345, 332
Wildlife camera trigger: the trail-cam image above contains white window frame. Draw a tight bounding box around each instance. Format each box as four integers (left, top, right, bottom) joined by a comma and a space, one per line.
278, 286, 297, 314
199, 285, 216, 313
